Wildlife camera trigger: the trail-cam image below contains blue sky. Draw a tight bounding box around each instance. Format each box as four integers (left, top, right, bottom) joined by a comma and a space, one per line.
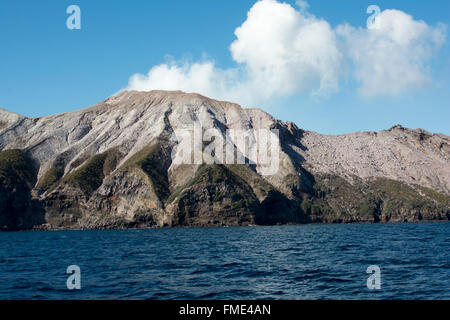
0, 0, 449, 135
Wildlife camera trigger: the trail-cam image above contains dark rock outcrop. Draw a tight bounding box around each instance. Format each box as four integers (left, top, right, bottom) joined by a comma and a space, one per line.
0, 149, 45, 230
0, 91, 448, 230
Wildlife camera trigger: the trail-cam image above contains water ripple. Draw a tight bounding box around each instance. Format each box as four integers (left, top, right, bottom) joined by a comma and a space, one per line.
0, 222, 449, 299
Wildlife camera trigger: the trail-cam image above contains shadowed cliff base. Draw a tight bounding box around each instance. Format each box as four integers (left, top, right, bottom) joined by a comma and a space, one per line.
0, 91, 448, 230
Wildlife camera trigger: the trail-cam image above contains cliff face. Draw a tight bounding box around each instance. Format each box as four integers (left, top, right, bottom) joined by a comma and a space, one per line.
0, 91, 448, 230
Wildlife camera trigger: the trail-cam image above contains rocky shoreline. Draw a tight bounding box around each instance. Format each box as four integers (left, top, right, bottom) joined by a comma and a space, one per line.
1, 91, 449, 231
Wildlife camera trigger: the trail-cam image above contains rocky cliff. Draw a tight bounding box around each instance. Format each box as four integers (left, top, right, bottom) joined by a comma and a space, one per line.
0, 91, 448, 230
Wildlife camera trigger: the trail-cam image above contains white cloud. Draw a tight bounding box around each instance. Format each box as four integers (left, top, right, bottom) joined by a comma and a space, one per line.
295, 0, 309, 13
337, 9, 446, 97
125, 0, 341, 105
230, 0, 342, 99
126, 59, 256, 106
125, 1, 446, 104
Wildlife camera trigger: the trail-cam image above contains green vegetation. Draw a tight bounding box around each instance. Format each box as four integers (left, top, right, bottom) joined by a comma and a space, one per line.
371, 178, 423, 201
308, 174, 378, 221
227, 164, 273, 198
36, 166, 64, 193
0, 149, 43, 230
120, 143, 169, 201
192, 164, 235, 184
168, 163, 260, 226
63, 153, 108, 195
300, 197, 334, 217
63, 148, 121, 196
0, 149, 36, 188
167, 164, 245, 203
417, 186, 450, 206
369, 178, 447, 214
103, 150, 121, 175
304, 174, 449, 222
71, 153, 91, 169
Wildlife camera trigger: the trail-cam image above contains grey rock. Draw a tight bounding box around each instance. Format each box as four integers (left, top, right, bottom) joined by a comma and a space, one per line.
0, 90, 448, 230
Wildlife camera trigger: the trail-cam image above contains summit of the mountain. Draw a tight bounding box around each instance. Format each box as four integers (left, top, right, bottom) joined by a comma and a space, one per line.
0, 91, 448, 230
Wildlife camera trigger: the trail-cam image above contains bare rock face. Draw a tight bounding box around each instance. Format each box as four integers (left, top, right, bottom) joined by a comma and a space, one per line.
0, 90, 448, 230
297, 125, 450, 194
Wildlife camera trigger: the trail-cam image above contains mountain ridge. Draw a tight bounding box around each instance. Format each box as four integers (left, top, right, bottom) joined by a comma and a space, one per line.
0, 90, 449, 230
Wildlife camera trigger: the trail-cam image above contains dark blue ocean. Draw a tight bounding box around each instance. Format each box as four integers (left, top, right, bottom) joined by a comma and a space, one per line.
0, 222, 449, 300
